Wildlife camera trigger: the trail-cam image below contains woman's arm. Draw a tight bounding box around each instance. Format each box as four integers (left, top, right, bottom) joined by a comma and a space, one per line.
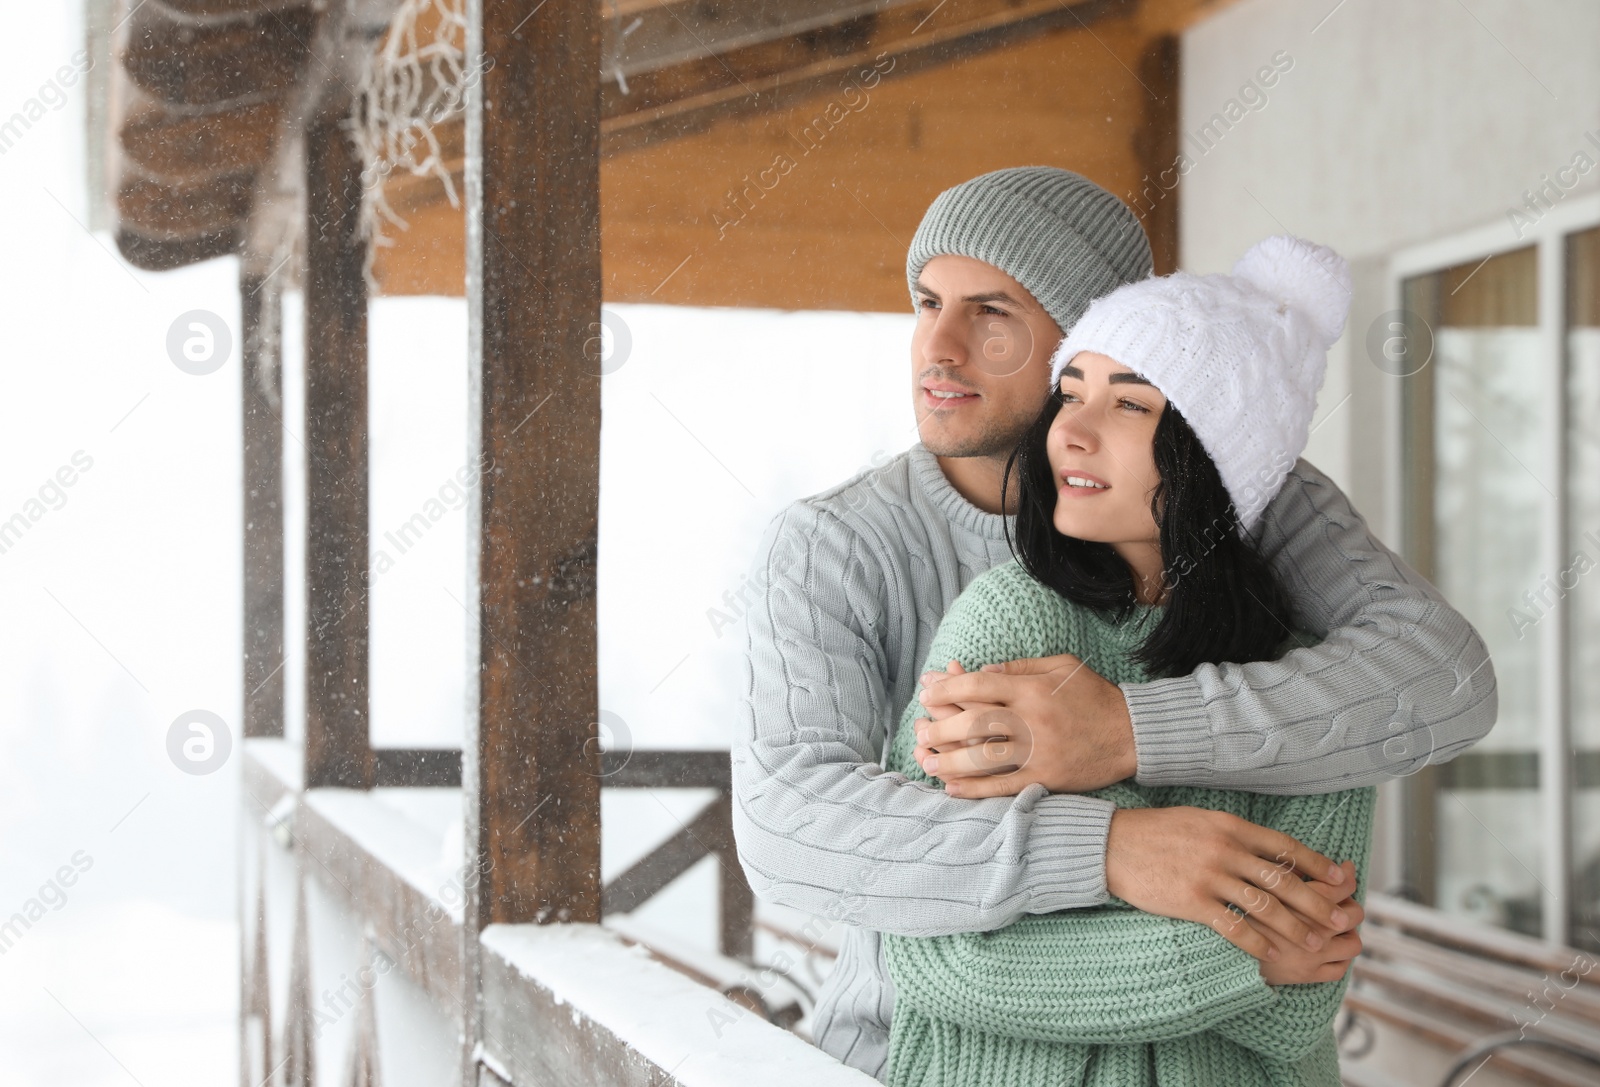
884, 902, 1276, 1045
885, 784, 1376, 1060
1209, 785, 1377, 1061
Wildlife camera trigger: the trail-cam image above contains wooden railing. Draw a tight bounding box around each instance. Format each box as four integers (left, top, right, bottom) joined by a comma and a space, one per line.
242, 739, 842, 1086
1340, 893, 1600, 1087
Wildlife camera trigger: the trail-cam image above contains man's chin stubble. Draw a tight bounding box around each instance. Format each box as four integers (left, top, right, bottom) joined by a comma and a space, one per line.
918, 413, 1033, 460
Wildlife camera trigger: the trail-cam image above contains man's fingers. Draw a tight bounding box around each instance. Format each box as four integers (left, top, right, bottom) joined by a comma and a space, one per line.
1232, 852, 1353, 943
1221, 876, 1321, 952
1248, 825, 1346, 886
1208, 906, 1278, 962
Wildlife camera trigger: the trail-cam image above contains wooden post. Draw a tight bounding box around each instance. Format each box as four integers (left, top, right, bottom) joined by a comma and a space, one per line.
241, 268, 285, 739
461, 0, 602, 1078
1132, 33, 1180, 277
302, 95, 373, 790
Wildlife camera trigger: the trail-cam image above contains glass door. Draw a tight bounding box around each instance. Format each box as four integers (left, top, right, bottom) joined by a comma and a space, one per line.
1399, 246, 1546, 937
1567, 225, 1600, 954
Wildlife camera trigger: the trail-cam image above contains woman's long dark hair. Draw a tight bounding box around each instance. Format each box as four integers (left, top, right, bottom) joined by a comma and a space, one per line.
1001, 388, 1295, 679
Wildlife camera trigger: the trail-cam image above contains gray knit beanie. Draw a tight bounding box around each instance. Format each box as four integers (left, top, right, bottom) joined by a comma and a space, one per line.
905, 166, 1153, 333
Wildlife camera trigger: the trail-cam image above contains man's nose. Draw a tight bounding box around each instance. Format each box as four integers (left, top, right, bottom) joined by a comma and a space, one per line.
922, 309, 968, 368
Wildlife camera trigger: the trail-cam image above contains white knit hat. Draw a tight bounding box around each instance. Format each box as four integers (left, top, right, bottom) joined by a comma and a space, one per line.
1047, 235, 1351, 534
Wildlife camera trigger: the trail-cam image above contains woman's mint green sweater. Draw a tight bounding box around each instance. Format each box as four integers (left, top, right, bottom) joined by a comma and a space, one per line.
882, 559, 1375, 1087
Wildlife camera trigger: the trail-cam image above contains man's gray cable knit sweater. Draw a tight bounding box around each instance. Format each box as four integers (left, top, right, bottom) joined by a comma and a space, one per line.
731, 442, 1497, 1082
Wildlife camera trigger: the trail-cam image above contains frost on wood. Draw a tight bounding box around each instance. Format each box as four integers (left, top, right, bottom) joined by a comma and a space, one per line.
351, 0, 470, 281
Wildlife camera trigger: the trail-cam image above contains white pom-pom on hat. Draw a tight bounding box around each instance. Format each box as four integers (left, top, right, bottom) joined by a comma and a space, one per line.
1230, 235, 1351, 349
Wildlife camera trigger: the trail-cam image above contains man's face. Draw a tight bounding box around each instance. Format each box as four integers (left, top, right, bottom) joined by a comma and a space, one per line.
910, 254, 1063, 459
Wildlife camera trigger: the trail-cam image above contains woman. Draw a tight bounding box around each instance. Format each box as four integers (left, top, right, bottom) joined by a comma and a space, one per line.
880, 235, 1374, 1087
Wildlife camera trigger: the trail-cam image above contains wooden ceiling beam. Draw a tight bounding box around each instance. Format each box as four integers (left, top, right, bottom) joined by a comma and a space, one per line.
374, 0, 1128, 217
601, 0, 909, 79
121, 1, 319, 108
602, 0, 1130, 154
120, 95, 284, 181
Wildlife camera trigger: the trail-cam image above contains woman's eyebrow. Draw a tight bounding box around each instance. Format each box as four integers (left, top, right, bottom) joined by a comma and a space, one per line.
1059, 366, 1152, 386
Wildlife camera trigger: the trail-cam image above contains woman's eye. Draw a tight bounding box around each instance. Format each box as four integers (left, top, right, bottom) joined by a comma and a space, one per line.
1119, 398, 1150, 414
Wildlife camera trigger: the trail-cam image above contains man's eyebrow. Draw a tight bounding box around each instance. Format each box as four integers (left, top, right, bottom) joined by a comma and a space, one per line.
912, 279, 1027, 308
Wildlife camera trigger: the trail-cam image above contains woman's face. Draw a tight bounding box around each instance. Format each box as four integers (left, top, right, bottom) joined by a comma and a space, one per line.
1047, 351, 1167, 550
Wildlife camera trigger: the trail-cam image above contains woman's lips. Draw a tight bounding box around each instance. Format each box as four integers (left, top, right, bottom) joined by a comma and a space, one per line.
1059, 470, 1111, 497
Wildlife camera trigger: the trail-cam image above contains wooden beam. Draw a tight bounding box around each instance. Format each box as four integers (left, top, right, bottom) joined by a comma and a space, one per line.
599, 0, 1129, 155
241, 267, 285, 739
302, 94, 373, 790
121, 1, 318, 108
463, 0, 602, 921
372, 748, 460, 788
602, 0, 904, 78
600, 801, 724, 916
598, 749, 730, 789
459, 0, 603, 1072
1129, 33, 1180, 276
373, 0, 1128, 219
115, 224, 241, 270
120, 98, 284, 182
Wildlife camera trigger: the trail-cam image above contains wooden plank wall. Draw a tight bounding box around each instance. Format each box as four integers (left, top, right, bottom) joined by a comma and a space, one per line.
371, 9, 1184, 307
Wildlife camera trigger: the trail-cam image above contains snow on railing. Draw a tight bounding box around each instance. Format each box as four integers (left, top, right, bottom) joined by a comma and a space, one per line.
479, 924, 877, 1087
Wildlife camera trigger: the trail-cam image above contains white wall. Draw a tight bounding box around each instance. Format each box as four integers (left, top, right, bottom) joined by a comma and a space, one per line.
1179, 0, 1600, 519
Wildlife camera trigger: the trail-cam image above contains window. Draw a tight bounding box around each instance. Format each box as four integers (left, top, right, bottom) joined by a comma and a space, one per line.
1394, 198, 1600, 952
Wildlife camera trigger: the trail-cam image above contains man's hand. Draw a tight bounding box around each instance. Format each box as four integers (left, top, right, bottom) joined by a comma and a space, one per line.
911, 654, 1135, 798
1105, 806, 1357, 962
1251, 861, 1364, 985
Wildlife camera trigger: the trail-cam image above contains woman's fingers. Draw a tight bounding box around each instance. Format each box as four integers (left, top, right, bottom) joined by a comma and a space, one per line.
915, 737, 1021, 778
917, 705, 1015, 749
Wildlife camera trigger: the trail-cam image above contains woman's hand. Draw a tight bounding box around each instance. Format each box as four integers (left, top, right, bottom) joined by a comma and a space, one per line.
1105, 806, 1357, 963
1251, 861, 1364, 984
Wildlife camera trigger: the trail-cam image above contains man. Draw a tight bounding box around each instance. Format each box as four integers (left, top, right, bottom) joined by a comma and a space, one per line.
730, 166, 1496, 1080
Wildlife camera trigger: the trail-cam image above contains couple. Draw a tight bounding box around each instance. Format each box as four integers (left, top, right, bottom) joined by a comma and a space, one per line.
731, 167, 1497, 1086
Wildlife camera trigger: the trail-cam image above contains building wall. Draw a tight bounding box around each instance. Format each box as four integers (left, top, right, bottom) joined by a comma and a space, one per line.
1180, 8, 1599, 1074
1178, 0, 1600, 518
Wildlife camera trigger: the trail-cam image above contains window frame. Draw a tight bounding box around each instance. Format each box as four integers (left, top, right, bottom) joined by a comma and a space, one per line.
1385, 189, 1600, 948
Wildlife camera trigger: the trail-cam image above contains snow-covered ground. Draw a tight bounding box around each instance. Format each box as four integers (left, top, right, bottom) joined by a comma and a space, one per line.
0, 8, 917, 1082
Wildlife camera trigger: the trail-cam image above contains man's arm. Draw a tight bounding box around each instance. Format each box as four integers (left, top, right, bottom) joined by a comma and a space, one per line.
730, 503, 1119, 937
1127, 458, 1497, 793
